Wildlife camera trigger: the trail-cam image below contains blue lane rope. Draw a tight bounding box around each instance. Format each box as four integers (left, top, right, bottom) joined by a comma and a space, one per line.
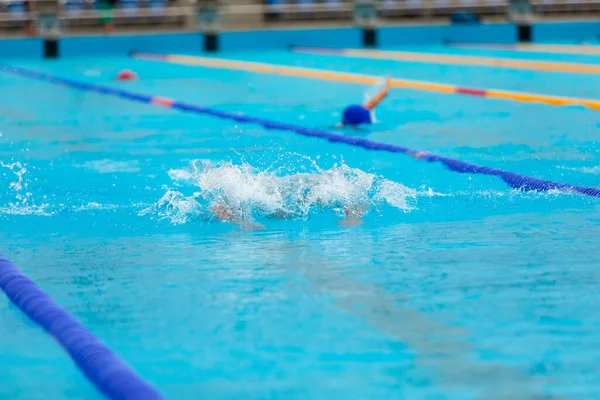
0, 254, 164, 400
1, 64, 599, 198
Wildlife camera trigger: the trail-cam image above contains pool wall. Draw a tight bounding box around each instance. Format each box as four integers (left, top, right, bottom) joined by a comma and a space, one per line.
0, 38, 43, 59
220, 27, 362, 51
60, 32, 203, 57
378, 22, 517, 46
0, 20, 598, 58
532, 20, 600, 42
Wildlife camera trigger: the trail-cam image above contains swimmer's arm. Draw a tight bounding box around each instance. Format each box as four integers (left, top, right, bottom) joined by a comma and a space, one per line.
364, 76, 391, 111
345, 204, 368, 218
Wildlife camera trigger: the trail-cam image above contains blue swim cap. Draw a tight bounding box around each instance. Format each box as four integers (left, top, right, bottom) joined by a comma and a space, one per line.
342, 105, 371, 126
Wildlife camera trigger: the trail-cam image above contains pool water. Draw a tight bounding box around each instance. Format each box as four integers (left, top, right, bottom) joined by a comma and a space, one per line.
1, 45, 600, 399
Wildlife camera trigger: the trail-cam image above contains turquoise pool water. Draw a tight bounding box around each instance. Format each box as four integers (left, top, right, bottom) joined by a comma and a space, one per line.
1, 45, 600, 399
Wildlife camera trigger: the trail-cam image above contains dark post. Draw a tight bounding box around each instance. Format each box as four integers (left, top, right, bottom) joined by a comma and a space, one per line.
518, 24, 532, 42
508, 0, 533, 42
354, 0, 378, 48
39, 12, 60, 59
197, 1, 220, 52
44, 39, 59, 58
205, 33, 218, 52
363, 28, 377, 47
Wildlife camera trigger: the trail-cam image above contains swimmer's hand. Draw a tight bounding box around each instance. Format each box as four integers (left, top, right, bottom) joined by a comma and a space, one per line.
338, 205, 367, 227
346, 205, 365, 218
382, 75, 392, 95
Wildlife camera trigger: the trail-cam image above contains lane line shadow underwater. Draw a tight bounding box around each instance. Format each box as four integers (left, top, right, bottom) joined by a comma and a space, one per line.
1, 64, 599, 199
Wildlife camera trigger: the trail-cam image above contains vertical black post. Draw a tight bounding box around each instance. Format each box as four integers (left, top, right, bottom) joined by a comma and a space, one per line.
204, 33, 218, 52
518, 24, 531, 42
363, 28, 376, 48
44, 39, 59, 59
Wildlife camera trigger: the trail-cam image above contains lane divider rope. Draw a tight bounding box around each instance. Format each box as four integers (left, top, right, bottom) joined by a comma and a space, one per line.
1, 64, 599, 198
447, 42, 600, 55
291, 46, 600, 74
0, 254, 164, 400
132, 51, 600, 111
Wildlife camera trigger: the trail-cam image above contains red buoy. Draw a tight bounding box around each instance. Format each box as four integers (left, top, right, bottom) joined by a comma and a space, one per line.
116, 69, 138, 81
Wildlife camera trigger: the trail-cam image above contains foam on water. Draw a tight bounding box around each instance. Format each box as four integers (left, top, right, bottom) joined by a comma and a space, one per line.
148, 159, 418, 225
141, 189, 203, 225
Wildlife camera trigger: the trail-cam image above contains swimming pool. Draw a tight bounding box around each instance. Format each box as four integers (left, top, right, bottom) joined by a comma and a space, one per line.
1, 43, 600, 399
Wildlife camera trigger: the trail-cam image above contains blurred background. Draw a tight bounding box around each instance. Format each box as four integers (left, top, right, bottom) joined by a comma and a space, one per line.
0, 0, 597, 38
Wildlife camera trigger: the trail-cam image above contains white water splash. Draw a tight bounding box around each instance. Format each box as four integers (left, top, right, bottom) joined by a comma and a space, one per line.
0, 161, 51, 216
1, 161, 27, 191
139, 188, 203, 225
167, 168, 198, 185
146, 159, 419, 224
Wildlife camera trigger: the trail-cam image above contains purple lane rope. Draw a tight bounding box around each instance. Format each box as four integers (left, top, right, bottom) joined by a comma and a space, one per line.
0, 254, 164, 400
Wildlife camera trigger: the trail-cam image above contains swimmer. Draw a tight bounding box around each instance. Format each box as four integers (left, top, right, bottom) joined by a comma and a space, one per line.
338, 204, 367, 227
210, 200, 266, 230
211, 199, 366, 228
211, 200, 240, 223
209, 182, 369, 229
336, 76, 392, 128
